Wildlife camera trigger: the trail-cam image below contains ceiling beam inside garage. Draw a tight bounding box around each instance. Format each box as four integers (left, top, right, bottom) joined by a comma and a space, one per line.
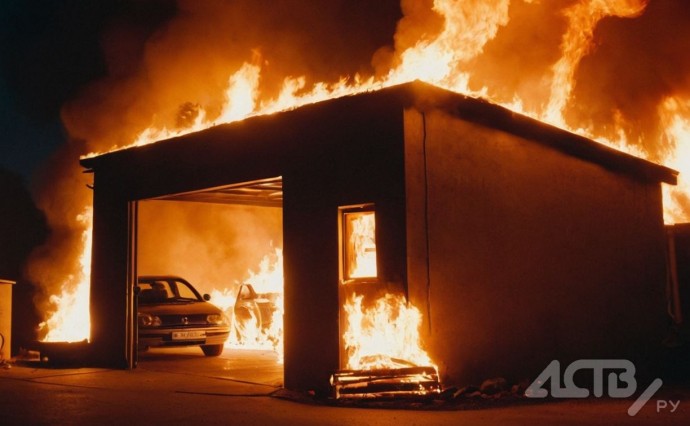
151, 176, 283, 207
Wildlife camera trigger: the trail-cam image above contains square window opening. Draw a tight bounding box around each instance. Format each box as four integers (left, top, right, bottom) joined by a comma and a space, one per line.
340, 204, 377, 283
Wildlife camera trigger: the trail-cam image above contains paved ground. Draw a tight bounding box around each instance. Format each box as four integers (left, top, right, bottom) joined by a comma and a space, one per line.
2, 347, 690, 425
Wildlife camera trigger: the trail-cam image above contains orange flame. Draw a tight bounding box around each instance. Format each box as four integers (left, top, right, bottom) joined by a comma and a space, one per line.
211, 247, 284, 363
659, 97, 690, 224
345, 211, 377, 279
544, 0, 647, 127
343, 293, 434, 370
39, 207, 92, 342
80, 0, 688, 221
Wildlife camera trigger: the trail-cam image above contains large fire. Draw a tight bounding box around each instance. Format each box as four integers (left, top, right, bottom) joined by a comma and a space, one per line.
36, 1, 690, 369
80, 0, 689, 223
38, 207, 92, 342
343, 293, 434, 371
211, 247, 284, 363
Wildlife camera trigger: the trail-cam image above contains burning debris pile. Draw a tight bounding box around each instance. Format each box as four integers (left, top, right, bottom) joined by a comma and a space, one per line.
321, 375, 532, 409
331, 364, 440, 400
332, 293, 440, 400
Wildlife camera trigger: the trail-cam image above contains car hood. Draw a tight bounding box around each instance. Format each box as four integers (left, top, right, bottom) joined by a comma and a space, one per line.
138, 301, 223, 316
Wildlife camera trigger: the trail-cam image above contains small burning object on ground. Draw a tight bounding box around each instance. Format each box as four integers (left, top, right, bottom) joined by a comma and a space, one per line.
330, 356, 441, 400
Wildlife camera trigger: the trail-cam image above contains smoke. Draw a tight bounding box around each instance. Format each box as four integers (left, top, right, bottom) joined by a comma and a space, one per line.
566, 0, 690, 159
61, 0, 401, 154
137, 201, 281, 296
372, 0, 444, 74
464, 0, 576, 111
26, 137, 92, 316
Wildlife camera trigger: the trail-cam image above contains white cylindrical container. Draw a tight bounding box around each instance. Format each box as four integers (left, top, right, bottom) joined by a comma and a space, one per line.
0, 279, 15, 361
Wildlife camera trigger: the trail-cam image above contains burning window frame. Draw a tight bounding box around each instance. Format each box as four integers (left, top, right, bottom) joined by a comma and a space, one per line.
338, 204, 378, 284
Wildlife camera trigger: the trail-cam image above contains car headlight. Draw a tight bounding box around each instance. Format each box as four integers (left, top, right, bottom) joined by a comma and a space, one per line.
207, 313, 226, 325
138, 313, 162, 327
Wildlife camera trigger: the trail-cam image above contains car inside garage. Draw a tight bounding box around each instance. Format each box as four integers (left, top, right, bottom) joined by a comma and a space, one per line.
134, 179, 284, 386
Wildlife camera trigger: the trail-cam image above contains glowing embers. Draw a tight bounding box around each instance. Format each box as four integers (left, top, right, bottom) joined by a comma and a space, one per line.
334, 293, 440, 399
340, 206, 377, 282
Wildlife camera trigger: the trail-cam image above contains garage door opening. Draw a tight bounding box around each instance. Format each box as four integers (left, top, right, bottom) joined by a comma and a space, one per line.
134, 177, 284, 385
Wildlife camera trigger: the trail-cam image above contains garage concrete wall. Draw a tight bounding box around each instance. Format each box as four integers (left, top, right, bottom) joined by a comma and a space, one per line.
280, 98, 407, 393
405, 108, 668, 386
89, 170, 136, 368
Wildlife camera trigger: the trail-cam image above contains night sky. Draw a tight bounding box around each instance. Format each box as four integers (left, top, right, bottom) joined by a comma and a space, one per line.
0, 0, 176, 180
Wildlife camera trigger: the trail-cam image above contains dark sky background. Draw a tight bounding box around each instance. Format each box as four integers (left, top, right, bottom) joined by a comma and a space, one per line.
0, 1, 169, 180
0, 0, 401, 183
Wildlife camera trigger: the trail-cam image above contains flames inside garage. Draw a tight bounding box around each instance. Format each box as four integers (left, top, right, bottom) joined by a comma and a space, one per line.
135, 178, 285, 378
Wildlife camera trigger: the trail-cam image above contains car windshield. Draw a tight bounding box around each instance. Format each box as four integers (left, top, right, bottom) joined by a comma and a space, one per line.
137, 278, 201, 304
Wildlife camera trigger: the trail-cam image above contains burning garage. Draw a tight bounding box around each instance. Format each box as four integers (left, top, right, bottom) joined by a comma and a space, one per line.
78, 81, 676, 395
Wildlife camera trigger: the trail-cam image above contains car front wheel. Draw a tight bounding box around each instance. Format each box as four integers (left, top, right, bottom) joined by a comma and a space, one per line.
201, 344, 224, 357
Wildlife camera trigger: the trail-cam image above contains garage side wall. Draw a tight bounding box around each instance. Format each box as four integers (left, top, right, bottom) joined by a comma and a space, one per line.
405, 108, 668, 386
89, 170, 135, 368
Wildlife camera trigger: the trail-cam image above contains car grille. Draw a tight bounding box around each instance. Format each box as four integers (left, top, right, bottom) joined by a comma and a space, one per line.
159, 314, 208, 327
